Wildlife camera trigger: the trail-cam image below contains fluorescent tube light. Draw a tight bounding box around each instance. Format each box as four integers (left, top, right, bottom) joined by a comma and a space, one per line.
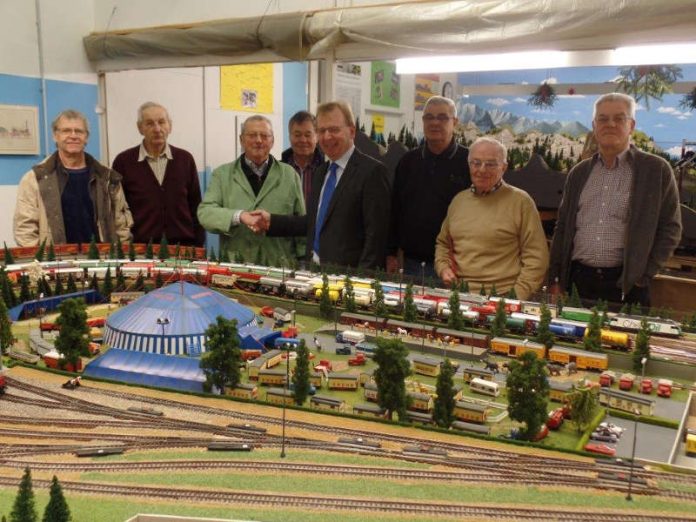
612, 43, 696, 66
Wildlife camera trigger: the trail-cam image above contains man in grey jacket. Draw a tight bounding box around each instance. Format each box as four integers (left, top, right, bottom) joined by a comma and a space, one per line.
549, 93, 681, 309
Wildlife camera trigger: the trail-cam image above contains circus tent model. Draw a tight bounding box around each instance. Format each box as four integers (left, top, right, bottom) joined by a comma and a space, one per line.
103, 282, 258, 356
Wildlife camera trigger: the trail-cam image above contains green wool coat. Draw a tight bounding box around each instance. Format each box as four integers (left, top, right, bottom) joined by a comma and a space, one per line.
198, 156, 305, 266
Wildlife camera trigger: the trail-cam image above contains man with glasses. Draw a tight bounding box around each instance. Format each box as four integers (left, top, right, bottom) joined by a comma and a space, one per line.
198, 115, 305, 266
387, 95, 470, 278
256, 101, 390, 270
434, 137, 548, 300
112, 102, 205, 247
549, 93, 681, 309
14, 109, 132, 247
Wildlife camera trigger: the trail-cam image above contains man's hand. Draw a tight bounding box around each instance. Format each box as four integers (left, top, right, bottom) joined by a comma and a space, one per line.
440, 267, 457, 287
385, 255, 400, 274
240, 210, 270, 234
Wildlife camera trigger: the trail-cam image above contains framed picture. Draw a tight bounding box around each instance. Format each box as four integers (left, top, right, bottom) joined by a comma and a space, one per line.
0, 104, 40, 155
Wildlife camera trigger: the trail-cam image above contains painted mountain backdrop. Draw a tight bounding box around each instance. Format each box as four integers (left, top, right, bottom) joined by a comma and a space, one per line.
456, 102, 590, 137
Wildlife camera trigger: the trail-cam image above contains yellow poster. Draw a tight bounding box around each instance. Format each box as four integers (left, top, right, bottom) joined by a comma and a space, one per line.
220, 64, 274, 113
372, 114, 385, 134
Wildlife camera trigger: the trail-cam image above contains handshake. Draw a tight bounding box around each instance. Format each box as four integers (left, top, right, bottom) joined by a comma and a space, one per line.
240, 209, 271, 234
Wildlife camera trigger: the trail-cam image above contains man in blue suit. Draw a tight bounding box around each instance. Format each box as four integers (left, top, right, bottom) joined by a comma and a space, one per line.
253, 101, 391, 270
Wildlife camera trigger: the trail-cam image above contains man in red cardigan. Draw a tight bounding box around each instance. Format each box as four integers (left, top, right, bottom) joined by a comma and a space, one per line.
112, 102, 205, 247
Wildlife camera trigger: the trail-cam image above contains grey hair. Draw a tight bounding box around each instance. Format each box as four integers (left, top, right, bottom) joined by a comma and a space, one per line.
424, 95, 457, 119
51, 110, 89, 136
470, 136, 508, 163
137, 102, 171, 125
593, 93, 636, 120
241, 115, 273, 135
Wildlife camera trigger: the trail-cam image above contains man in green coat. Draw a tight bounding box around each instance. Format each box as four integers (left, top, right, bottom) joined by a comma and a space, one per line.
198, 115, 305, 266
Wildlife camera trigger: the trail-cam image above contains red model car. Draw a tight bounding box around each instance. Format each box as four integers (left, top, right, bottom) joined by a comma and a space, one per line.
584, 442, 616, 456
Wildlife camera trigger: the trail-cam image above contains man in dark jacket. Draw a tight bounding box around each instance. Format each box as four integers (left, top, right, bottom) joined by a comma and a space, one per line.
549, 93, 682, 308
281, 110, 323, 204
112, 102, 205, 247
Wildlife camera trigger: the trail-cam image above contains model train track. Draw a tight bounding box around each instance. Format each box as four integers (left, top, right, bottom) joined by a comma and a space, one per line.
0, 475, 686, 521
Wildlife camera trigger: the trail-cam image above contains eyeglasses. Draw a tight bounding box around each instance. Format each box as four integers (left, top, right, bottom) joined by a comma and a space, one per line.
594, 114, 631, 126
317, 126, 346, 136
243, 132, 273, 140
422, 114, 453, 123
57, 128, 86, 136
469, 160, 501, 170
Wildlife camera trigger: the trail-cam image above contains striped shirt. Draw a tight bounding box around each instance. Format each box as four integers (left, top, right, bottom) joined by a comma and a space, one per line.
571, 148, 633, 267
138, 143, 172, 185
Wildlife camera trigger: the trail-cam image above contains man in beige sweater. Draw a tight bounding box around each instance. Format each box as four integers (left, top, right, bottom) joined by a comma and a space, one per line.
434, 137, 548, 300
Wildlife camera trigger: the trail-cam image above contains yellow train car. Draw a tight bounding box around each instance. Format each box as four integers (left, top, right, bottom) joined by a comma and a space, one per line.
407, 391, 434, 412
410, 355, 441, 377
548, 346, 608, 371
313, 282, 342, 302
309, 371, 324, 388
266, 387, 294, 406
258, 368, 287, 386
490, 337, 546, 359
227, 383, 258, 400
453, 401, 488, 424
598, 329, 632, 351
328, 373, 360, 391
686, 434, 696, 457
353, 402, 387, 418
310, 395, 346, 412
548, 380, 575, 403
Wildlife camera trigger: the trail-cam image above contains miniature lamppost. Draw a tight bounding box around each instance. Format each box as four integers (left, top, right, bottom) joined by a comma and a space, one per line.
421, 261, 426, 296
156, 317, 170, 354
626, 356, 647, 501
280, 341, 291, 458
38, 293, 45, 339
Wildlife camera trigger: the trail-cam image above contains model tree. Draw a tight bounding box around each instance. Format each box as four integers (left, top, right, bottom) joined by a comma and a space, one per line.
534, 302, 555, 348
155, 271, 164, 289
569, 386, 597, 433
47, 242, 56, 262
66, 274, 78, 294
568, 284, 582, 307
134, 271, 145, 291
208, 247, 217, 263
506, 351, 549, 441
19, 275, 31, 303
583, 308, 602, 352
1, 269, 17, 308
343, 275, 356, 313
219, 249, 230, 263
447, 284, 463, 330
42, 475, 71, 522
53, 275, 64, 296
632, 317, 651, 372
128, 241, 136, 261
490, 298, 507, 338
0, 298, 13, 355
101, 267, 113, 300
34, 239, 46, 262
87, 236, 99, 260
319, 274, 332, 319
433, 358, 456, 428
459, 280, 469, 293
158, 235, 169, 260
479, 284, 487, 296
4, 242, 15, 265
199, 316, 241, 393
292, 339, 311, 406
55, 298, 89, 369
10, 467, 37, 522
115, 237, 125, 260
402, 282, 417, 323
373, 338, 411, 420
372, 278, 387, 318
115, 269, 126, 292
89, 273, 99, 293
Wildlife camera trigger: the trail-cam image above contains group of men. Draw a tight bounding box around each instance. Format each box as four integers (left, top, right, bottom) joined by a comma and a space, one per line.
13, 92, 682, 308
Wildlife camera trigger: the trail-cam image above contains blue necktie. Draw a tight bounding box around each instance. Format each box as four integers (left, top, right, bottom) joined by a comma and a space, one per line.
313, 162, 338, 255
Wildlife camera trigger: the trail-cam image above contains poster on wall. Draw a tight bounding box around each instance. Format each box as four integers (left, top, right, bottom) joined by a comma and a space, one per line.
414, 74, 440, 110
336, 63, 363, 118
220, 64, 274, 113
371, 61, 400, 108
0, 105, 39, 155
